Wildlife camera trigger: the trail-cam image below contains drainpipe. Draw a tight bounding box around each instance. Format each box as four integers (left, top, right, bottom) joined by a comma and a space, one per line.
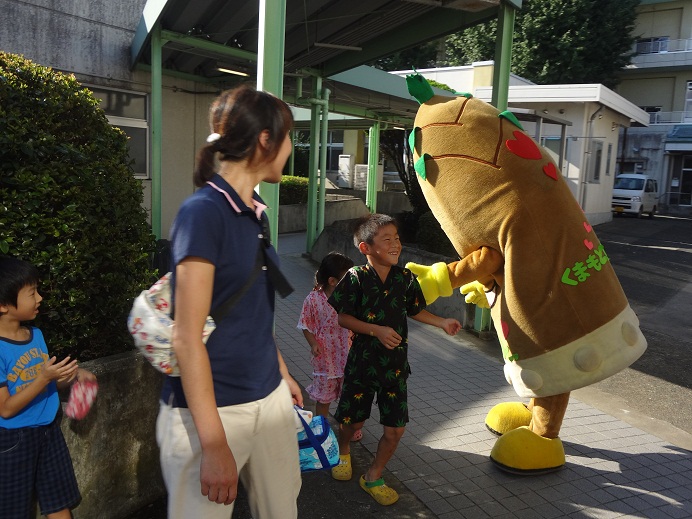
580, 105, 604, 209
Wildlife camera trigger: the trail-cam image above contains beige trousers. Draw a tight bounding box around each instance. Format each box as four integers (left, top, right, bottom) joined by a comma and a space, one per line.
156, 380, 301, 519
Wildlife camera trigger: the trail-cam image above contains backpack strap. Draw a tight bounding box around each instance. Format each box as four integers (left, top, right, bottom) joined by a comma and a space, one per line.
209, 243, 263, 324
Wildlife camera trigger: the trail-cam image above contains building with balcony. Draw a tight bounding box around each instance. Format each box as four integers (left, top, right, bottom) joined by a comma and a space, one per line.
614, 0, 692, 213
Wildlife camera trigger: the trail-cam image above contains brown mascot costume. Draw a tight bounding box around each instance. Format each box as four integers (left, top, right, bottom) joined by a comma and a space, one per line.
403, 74, 647, 474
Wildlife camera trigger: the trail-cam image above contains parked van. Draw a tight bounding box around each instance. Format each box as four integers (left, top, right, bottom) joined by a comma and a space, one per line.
611, 174, 658, 218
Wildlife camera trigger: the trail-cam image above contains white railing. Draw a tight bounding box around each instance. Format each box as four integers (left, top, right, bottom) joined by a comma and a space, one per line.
648, 111, 692, 125
633, 38, 692, 55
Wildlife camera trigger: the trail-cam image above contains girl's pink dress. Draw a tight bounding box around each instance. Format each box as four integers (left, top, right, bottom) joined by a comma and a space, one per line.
297, 288, 351, 401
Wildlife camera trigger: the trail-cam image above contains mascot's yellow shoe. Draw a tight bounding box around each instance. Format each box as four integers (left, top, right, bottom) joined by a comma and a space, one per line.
490, 426, 565, 475
485, 402, 532, 436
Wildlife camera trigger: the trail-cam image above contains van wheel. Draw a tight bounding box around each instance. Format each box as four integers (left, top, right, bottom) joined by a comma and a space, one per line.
648, 207, 656, 219
637, 207, 644, 219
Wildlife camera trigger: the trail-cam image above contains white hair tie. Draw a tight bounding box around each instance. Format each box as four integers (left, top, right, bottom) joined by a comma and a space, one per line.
206, 133, 221, 144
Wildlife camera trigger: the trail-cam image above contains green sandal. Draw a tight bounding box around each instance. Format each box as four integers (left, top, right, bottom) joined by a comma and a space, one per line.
359, 475, 399, 506
331, 454, 352, 481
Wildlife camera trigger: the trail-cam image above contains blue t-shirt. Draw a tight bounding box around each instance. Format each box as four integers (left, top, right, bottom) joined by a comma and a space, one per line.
161, 174, 282, 407
0, 327, 59, 429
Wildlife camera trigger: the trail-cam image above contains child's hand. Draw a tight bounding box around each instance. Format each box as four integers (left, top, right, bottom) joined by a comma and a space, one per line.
76, 368, 97, 383
41, 356, 78, 383
374, 326, 402, 350
441, 318, 462, 336
310, 343, 321, 357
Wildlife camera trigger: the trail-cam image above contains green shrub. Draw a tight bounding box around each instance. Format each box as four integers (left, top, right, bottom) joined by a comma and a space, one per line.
280, 175, 309, 204
0, 52, 156, 360
415, 211, 458, 258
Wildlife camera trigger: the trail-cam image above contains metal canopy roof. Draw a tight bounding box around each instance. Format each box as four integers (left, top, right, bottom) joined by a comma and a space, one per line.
131, 0, 520, 123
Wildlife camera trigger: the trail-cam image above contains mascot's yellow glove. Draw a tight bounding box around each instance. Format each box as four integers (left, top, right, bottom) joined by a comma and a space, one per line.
405, 262, 452, 304
460, 281, 490, 309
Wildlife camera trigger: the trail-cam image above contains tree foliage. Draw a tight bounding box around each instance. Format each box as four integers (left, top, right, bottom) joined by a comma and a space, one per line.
446, 0, 639, 88
0, 52, 156, 360
374, 0, 639, 88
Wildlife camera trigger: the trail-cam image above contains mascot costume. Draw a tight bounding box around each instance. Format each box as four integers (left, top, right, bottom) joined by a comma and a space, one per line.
403, 74, 647, 474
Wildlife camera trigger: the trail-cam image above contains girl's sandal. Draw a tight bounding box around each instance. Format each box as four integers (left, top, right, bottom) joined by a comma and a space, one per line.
331, 454, 352, 481
359, 475, 399, 505
351, 429, 363, 442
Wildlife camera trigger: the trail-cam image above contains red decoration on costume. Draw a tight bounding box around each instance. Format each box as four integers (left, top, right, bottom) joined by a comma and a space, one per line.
543, 163, 558, 180
505, 131, 542, 160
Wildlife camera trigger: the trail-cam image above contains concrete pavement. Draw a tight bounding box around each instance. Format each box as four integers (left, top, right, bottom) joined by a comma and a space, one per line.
274, 232, 692, 519
128, 231, 692, 518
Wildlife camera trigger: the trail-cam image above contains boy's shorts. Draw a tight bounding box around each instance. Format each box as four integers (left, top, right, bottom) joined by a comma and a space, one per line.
0, 416, 81, 517
306, 375, 343, 404
334, 377, 408, 428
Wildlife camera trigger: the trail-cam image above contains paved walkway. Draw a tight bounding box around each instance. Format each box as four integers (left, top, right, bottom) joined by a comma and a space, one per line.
276, 233, 692, 519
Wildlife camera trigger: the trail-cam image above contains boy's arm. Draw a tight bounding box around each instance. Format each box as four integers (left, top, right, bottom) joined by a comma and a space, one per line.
0, 356, 77, 419
337, 313, 403, 350
410, 309, 462, 336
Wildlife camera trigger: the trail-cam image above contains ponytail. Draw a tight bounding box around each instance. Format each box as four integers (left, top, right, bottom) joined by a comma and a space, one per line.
193, 144, 217, 187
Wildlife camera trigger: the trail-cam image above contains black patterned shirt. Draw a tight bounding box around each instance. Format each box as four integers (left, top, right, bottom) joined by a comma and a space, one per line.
328, 263, 426, 387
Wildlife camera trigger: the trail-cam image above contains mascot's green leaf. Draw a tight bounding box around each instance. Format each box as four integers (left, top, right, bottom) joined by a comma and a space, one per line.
499, 110, 524, 130
406, 73, 435, 104
414, 153, 431, 180
408, 127, 419, 154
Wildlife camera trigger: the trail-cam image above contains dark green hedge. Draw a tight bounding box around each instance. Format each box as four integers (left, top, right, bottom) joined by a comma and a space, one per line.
280, 175, 309, 205
0, 52, 156, 360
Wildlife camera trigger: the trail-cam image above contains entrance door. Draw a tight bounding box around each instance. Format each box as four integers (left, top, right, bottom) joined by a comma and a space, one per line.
680, 167, 692, 206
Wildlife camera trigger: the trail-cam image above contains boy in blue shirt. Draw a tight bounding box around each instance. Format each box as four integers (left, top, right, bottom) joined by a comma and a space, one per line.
328, 214, 461, 505
0, 257, 95, 518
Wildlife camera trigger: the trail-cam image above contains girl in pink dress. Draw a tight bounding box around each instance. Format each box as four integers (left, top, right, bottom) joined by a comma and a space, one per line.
298, 252, 362, 440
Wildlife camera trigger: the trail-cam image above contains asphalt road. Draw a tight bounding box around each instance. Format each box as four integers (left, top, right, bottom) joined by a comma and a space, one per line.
577, 214, 692, 437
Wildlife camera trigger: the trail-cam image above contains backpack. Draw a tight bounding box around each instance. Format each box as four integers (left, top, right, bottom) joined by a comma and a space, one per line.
128, 245, 264, 376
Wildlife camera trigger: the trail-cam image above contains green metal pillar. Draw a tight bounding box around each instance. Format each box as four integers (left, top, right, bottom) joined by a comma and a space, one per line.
150, 23, 163, 238
257, 0, 286, 246
306, 77, 322, 252
491, 2, 516, 111
366, 121, 381, 213
317, 88, 330, 236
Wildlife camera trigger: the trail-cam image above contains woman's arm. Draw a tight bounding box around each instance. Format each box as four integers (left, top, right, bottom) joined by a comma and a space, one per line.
276, 346, 303, 407
173, 258, 238, 505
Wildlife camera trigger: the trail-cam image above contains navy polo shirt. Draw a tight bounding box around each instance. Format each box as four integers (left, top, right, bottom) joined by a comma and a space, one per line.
161, 174, 282, 407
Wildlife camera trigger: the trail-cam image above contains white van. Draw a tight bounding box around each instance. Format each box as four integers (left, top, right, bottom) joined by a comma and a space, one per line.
611, 174, 658, 218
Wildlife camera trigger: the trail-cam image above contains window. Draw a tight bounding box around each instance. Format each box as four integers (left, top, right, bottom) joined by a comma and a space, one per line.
635, 36, 669, 54
606, 143, 612, 176
88, 87, 149, 178
589, 140, 603, 183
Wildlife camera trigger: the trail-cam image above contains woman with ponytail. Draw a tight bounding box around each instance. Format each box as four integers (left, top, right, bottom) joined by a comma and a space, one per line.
156, 84, 301, 519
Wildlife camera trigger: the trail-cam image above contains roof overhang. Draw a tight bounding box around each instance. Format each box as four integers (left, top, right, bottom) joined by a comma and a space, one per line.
475, 84, 650, 126
131, 0, 520, 82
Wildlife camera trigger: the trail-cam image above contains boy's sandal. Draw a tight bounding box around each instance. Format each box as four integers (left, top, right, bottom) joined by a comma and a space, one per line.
359, 475, 399, 506
351, 429, 363, 442
331, 454, 352, 481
